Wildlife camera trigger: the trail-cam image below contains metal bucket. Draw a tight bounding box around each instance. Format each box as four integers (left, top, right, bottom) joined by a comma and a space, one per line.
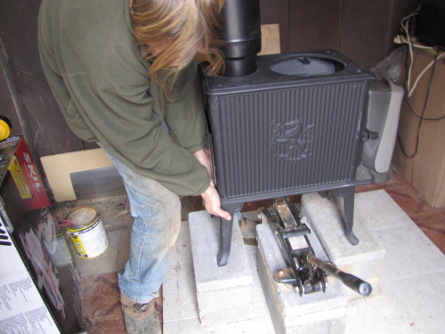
65, 207, 109, 258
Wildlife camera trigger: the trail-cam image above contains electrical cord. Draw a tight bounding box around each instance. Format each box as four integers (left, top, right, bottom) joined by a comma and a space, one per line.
400, 9, 419, 95
398, 50, 443, 158
408, 51, 445, 98
397, 8, 444, 97
397, 126, 421, 159
395, 8, 445, 159
404, 95, 445, 122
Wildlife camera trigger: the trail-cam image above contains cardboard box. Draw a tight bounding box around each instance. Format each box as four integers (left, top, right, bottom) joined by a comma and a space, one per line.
0, 212, 60, 334
0, 136, 50, 211
0, 136, 82, 333
393, 48, 445, 207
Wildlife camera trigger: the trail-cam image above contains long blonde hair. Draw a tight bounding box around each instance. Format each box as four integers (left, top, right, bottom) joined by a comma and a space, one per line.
131, 0, 225, 97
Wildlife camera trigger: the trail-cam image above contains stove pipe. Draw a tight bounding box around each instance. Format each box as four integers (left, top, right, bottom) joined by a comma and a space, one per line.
222, 0, 262, 77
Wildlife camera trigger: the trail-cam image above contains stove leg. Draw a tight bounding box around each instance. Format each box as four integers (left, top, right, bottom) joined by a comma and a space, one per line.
217, 202, 244, 266
335, 186, 359, 245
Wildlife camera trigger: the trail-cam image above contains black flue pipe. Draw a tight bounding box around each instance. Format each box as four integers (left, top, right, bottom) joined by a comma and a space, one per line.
222, 0, 262, 77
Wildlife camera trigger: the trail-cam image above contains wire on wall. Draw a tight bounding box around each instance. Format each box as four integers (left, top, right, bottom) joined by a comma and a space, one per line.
394, 8, 445, 159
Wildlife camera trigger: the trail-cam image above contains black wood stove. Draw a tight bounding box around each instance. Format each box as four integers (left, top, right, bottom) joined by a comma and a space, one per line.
203, 0, 375, 266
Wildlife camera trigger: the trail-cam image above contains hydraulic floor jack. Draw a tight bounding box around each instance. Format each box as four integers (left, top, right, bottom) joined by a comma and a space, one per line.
259, 198, 372, 297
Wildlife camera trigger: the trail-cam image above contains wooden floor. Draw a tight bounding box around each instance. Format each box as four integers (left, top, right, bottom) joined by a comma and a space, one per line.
79, 167, 445, 333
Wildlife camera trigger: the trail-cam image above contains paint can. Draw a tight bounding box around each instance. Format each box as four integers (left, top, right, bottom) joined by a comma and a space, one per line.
65, 207, 109, 258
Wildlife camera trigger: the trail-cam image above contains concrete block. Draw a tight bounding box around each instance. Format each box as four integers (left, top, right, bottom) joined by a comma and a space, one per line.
375, 223, 445, 283
354, 189, 413, 231
256, 222, 348, 334
168, 220, 193, 267
188, 211, 254, 326
196, 284, 254, 325
301, 192, 386, 294
164, 219, 276, 333
163, 258, 199, 323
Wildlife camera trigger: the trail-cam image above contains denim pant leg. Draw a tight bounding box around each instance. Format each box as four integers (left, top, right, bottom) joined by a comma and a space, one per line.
106, 153, 181, 304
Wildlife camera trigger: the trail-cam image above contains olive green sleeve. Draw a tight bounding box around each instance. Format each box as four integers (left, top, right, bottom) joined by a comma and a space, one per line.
90, 59, 211, 196
164, 61, 207, 153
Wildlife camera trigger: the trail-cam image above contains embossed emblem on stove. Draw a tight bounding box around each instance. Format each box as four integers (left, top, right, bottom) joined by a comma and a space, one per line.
271, 120, 315, 160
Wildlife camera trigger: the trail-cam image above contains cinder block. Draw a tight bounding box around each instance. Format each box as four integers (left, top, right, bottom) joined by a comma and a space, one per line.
188, 211, 254, 326
195, 285, 254, 326
256, 222, 348, 334
301, 192, 386, 298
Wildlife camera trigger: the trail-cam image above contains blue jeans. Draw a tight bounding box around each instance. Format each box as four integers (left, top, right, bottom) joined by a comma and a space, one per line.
105, 151, 181, 304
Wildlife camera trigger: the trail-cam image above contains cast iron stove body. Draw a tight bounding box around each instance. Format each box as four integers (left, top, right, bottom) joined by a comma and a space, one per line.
202, 50, 374, 266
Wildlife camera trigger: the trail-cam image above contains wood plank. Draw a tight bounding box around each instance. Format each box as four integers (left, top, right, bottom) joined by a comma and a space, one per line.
41, 149, 114, 202
259, 24, 281, 55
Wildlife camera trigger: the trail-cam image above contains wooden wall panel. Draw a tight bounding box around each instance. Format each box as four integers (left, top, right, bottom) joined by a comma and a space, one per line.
0, 49, 23, 137
0, 0, 93, 160
339, 0, 418, 69
286, 0, 418, 68
259, 0, 289, 53
287, 0, 341, 53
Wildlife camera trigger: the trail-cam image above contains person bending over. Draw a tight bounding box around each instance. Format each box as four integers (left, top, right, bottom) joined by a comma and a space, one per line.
38, 0, 230, 332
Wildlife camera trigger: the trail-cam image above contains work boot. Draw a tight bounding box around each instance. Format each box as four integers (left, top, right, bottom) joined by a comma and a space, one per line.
120, 293, 161, 334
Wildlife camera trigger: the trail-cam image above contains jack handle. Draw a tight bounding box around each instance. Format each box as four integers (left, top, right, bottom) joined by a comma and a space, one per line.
306, 253, 372, 296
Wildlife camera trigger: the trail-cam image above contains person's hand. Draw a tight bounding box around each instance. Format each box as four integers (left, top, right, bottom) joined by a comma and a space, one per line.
194, 149, 231, 220
200, 182, 232, 221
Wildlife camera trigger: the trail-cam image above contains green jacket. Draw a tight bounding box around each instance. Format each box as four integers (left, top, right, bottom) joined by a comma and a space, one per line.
38, 0, 210, 196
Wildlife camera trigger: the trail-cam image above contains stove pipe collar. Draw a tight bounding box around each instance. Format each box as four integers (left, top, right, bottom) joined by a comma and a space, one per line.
222, 0, 262, 77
